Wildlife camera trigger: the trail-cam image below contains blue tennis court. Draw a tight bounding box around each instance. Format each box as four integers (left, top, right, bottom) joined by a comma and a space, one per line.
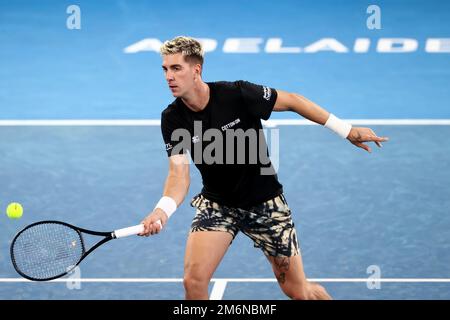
1, 0, 450, 300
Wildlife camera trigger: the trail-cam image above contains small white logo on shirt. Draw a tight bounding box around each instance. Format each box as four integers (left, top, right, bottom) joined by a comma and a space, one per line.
221, 118, 241, 131
192, 135, 200, 143
263, 86, 271, 101
165, 143, 173, 151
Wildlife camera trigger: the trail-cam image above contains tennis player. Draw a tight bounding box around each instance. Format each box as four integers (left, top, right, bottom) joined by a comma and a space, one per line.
139, 36, 388, 300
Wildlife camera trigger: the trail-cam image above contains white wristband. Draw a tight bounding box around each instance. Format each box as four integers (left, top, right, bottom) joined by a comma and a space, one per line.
154, 196, 177, 219
324, 114, 352, 139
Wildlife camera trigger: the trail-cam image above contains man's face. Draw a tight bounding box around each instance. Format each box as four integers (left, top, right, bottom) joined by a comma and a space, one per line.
162, 53, 198, 98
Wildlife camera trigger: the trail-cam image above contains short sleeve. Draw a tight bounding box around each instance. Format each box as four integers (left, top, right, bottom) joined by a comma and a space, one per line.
237, 80, 278, 120
161, 109, 190, 157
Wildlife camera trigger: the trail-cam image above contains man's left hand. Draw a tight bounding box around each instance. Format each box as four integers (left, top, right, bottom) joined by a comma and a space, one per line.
347, 127, 389, 153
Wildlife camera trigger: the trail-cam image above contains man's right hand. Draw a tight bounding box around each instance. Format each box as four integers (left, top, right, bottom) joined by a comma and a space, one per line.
139, 208, 168, 237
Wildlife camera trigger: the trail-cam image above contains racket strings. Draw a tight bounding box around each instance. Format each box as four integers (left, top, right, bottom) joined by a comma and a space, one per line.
11, 223, 84, 280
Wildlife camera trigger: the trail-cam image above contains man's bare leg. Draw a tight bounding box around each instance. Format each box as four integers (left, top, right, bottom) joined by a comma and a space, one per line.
184, 231, 233, 299
267, 254, 332, 300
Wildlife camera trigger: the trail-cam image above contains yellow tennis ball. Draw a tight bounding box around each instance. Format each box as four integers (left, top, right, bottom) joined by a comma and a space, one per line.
6, 202, 23, 219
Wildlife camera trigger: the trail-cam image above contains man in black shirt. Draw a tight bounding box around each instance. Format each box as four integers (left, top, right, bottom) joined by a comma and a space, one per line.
140, 36, 388, 300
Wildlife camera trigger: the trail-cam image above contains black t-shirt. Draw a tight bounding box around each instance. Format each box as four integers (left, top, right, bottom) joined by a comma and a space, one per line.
160, 80, 283, 209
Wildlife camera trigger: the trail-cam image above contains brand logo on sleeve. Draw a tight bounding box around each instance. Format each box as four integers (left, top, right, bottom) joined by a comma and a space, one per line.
165, 143, 173, 151
263, 86, 271, 101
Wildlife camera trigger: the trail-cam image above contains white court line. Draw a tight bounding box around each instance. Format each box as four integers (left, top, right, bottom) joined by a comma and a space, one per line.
2, 277, 449, 300
0, 120, 161, 126
263, 119, 450, 126
209, 280, 228, 300
0, 119, 450, 126
1, 278, 450, 283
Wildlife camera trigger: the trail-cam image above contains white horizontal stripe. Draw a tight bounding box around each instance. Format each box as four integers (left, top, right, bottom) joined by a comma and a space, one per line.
1, 278, 450, 283
0, 120, 161, 126
263, 119, 450, 126
0, 119, 449, 126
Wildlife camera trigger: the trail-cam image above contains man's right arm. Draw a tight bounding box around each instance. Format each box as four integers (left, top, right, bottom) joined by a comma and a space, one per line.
140, 154, 190, 236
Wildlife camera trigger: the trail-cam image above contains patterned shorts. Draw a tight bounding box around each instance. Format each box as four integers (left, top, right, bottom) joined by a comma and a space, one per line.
190, 193, 300, 257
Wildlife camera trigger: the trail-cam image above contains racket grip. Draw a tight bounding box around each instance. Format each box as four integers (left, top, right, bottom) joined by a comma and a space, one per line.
114, 221, 162, 238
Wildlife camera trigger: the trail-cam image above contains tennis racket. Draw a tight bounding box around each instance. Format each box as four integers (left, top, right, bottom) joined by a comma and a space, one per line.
10, 220, 160, 281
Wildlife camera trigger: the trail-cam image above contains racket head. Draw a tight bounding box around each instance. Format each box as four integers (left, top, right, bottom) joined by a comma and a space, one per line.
10, 220, 87, 281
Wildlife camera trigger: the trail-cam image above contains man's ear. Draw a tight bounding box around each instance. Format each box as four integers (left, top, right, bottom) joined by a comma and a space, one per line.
195, 64, 202, 77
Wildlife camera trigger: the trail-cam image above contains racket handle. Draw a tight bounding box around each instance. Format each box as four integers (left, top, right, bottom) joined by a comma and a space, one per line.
114, 220, 162, 238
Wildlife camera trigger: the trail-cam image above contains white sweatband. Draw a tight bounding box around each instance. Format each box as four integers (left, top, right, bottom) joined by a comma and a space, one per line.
154, 196, 177, 219
324, 114, 352, 139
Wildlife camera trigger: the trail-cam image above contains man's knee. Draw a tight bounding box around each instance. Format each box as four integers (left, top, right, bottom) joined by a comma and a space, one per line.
183, 264, 211, 293
183, 275, 209, 292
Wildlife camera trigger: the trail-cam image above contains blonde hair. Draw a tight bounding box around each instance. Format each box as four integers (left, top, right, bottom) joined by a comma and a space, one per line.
160, 36, 204, 66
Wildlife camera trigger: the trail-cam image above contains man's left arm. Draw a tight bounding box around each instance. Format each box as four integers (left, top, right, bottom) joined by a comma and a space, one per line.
273, 90, 389, 153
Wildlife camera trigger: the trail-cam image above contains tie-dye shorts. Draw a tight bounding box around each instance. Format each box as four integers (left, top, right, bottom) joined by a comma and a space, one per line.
190, 193, 300, 257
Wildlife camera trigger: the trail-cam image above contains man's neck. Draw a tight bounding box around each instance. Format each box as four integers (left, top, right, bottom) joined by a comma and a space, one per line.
181, 81, 210, 112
